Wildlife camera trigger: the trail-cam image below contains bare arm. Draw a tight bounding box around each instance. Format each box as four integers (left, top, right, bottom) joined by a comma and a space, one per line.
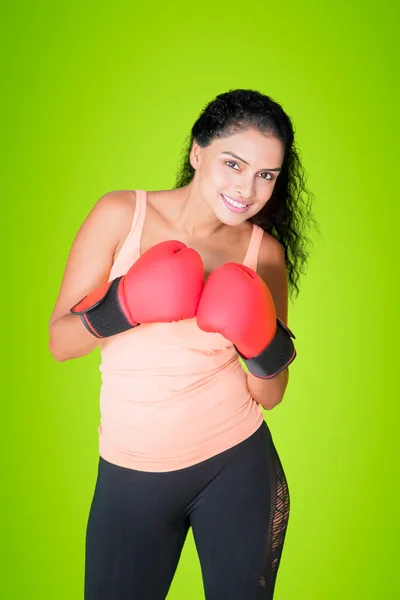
246, 367, 289, 411
246, 234, 292, 410
48, 191, 135, 362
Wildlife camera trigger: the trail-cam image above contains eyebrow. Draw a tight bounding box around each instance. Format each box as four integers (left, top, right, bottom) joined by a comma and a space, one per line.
221, 151, 281, 172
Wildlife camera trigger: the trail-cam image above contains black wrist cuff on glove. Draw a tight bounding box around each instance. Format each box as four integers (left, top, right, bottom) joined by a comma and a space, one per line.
70, 277, 139, 338
236, 319, 296, 379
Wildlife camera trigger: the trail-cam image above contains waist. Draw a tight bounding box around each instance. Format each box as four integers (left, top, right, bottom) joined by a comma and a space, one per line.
97, 358, 264, 471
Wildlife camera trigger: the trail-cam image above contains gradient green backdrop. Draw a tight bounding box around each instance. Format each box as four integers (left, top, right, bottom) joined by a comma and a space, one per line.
2, 1, 398, 598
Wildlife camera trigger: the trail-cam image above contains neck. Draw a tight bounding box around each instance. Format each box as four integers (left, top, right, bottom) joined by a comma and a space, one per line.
173, 180, 225, 238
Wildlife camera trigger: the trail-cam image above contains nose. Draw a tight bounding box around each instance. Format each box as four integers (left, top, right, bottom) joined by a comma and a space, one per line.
235, 175, 256, 201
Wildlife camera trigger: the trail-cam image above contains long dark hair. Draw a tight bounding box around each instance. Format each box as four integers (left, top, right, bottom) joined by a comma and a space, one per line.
174, 89, 320, 301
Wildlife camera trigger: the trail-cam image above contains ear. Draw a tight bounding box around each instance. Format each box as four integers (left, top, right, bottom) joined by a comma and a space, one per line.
189, 140, 202, 170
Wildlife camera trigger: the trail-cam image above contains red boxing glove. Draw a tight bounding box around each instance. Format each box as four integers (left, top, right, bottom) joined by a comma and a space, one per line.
71, 240, 204, 338
196, 263, 296, 378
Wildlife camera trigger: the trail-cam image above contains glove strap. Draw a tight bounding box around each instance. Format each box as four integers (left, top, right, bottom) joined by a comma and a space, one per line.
70, 277, 139, 338
237, 319, 296, 379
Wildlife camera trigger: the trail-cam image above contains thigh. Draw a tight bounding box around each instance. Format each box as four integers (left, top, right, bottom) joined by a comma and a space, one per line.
85, 457, 190, 600
190, 422, 290, 600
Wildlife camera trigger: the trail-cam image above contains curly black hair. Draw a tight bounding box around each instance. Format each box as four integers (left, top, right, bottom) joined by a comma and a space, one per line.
173, 89, 320, 302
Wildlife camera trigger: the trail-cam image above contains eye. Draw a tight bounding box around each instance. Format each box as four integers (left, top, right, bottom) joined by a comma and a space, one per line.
260, 172, 274, 181
225, 160, 240, 170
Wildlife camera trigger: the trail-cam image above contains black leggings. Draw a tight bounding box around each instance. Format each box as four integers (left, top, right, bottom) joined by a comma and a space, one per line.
85, 420, 290, 600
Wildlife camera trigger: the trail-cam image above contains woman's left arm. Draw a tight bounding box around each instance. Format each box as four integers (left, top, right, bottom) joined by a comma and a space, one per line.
246, 367, 289, 410
245, 234, 292, 410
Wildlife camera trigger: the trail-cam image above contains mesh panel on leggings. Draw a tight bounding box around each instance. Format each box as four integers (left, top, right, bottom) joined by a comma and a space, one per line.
258, 447, 290, 596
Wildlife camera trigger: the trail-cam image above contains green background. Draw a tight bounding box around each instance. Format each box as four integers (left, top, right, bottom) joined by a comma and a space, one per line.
2, 1, 398, 598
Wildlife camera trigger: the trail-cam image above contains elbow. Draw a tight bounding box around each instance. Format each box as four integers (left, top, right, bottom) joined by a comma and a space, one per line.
248, 367, 289, 410
48, 321, 64, 362
48, 320, 72, 362
258, 395, 284, 411
48, 336, 94, 362
48, 343, 68, 362
48, 332, 69, 363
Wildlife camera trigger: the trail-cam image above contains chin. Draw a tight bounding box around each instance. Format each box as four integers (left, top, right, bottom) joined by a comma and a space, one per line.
217, 211, 250, 227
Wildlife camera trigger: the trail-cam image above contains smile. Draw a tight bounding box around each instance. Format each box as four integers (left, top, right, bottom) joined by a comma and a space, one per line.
221, 194, 252, 214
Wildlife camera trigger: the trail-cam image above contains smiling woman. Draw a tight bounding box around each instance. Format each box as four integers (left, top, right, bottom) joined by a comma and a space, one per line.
49, 88, 319, 600
182, 128, 285, 226
175, 90, 318, 302
218, 146, 282, 212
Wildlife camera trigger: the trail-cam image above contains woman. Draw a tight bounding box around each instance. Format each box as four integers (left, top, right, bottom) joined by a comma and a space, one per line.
49, 89, 316, 599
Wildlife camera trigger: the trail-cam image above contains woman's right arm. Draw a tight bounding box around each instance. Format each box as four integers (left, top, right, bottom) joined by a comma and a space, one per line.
48, 191, 135, 362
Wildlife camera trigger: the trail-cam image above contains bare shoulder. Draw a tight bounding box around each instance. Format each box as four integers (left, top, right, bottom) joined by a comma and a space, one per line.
257, 231, 289, 324
258, 230, 286, 265
89, 189, 136, 228
86, 190, 137, 254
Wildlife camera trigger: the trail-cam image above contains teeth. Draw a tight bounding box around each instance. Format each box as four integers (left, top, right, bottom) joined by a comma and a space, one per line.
223, 194, 248, 208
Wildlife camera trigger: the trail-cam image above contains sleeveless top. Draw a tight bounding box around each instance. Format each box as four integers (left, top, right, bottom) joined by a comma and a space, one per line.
97, 190, 265, 472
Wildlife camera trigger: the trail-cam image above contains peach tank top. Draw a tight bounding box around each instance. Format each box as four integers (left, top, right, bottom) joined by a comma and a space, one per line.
97, 190, 265, 472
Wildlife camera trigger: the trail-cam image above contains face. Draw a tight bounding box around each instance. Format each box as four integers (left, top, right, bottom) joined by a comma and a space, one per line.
190, 127, 285, 226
